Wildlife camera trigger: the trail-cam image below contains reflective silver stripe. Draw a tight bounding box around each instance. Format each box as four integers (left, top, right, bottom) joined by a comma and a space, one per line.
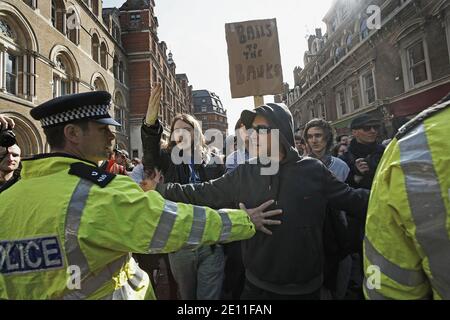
65, 179, 94, 279
364, 237, 426, 287
111, 260, 149, 300
63, 255, 127, 300
149, 200, 178, 253
218, 209, 232, 242
184, 206, 207, 249
399, 123, 450, 299
363, 281, 391, 300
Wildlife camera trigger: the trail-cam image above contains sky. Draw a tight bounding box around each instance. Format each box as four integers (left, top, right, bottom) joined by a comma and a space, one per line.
103, 0, 335, 132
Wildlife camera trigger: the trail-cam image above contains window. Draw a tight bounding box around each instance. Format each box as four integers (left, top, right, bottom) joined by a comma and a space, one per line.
60, 78, 70, 96
201, 106, 207, 112
349, 81, 360, 110
360, 18, 369, 40
53, 54, 76, 98
337, 89, 347, 116
362, 71, 376, 105
23, 0, 37, 9
113, 56, 119, 79
5, 52, 17, 94
115, 107, 123, 127
407, 41, 428, 86
100, 42, 107, 69
130, 14, 141, 27
346, 33, 353, 49
66, 8, 80, 45
51, 0, 57, 27
91, 33, 99, 63
92, 0, 99, 16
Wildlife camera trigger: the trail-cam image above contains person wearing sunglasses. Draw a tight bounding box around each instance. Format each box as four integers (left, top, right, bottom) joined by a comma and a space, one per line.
151, 103, 369, 300
339, 115, 386, 190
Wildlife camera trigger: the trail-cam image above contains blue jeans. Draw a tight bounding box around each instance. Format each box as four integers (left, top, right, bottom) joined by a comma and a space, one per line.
168, 245, 225, 300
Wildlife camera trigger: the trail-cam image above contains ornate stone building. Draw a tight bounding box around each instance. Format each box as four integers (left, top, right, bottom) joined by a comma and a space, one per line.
280, 0, 450, 137
0, 0, 193, 159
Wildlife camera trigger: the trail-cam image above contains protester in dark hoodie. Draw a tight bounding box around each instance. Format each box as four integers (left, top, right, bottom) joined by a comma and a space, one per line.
149, 103, 369, 300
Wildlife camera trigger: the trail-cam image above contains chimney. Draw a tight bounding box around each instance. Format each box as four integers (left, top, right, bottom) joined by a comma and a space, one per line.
315, 28, 322, 38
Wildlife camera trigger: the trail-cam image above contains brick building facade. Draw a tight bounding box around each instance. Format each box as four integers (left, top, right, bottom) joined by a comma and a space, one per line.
120, 0, 193, 158
279, 0, 450, 137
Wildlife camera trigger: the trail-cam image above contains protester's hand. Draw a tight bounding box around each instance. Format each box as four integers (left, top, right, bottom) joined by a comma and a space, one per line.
145, 84, 162, 126
140, 168, 163, 192
0, 114, 15, 130
240, 200, 282, 235
355, 158, 370, 175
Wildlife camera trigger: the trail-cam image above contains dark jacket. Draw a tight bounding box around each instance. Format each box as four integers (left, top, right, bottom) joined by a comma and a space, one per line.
339, 139, 385, 189
141, 120, 225, 183
156, 104, 368, 294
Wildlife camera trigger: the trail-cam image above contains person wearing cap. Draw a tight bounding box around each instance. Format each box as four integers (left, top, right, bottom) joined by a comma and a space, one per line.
337, 114, 386, 298
339, 114, 386, 190
0, 91, 281, 300
149, 102, 369, 300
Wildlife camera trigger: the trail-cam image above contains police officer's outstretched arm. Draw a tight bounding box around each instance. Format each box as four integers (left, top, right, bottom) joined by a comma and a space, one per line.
88, 177, 281, 256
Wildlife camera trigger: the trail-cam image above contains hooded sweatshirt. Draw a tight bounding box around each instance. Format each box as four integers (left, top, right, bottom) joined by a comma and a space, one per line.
156, 103, 368, 295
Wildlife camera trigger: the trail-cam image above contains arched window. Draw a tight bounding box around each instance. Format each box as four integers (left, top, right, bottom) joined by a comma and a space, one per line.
66, 7, 80, 45
100, 42, 107, 69
93, 76, 106, 91
91, 33, 99, 62
52, 52, 77, 97
0, 13, 37, 100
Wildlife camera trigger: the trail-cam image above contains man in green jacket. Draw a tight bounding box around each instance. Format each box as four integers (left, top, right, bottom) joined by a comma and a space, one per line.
0, 92, 281, 300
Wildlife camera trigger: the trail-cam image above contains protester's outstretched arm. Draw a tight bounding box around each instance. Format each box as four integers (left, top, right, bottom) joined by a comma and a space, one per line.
156, 167, 241, 209
322, 162, 369, 220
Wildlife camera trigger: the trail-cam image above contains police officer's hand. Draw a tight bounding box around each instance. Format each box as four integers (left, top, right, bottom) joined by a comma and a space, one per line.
145, 84, 162, 126
355, 158, 370, 175
0, 114, 15, 130
240, 200, 282, 236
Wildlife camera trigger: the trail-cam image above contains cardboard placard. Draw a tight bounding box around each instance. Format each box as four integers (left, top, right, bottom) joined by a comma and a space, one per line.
226, 18, 283, 99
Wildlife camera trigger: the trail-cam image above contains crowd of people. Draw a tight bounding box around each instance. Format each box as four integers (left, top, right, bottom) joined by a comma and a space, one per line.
0, 85, 448, 300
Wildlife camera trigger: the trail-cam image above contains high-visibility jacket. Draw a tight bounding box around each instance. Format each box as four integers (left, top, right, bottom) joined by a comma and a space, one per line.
0, 154, 255, 299
363, 101, 450, 300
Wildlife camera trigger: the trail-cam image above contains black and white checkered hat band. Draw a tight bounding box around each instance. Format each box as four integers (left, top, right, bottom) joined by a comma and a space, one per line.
40, 104, 111, 127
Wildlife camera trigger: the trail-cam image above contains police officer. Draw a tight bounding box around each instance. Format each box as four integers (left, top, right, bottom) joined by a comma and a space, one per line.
0, 91, 281, 300
363, 97, 450, 300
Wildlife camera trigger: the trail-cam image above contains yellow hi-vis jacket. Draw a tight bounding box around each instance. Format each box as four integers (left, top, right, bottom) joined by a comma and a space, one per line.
363, 101, 450, 300
0, 154, 255, 299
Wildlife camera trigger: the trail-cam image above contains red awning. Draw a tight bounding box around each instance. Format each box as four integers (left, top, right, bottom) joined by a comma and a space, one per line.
388, 82, 450, 117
